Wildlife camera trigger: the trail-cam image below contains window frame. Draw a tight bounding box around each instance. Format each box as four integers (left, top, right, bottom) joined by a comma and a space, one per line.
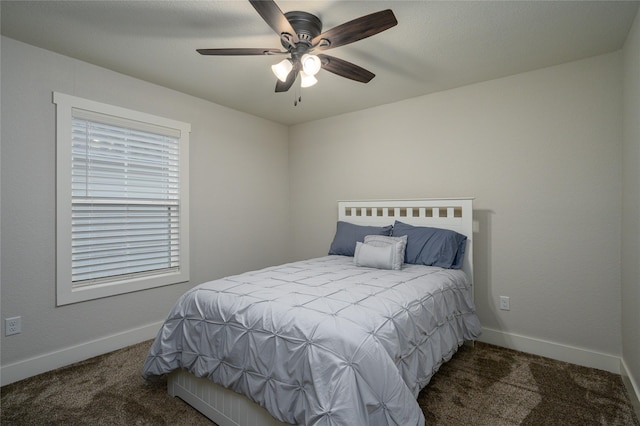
54, 92, 190, 306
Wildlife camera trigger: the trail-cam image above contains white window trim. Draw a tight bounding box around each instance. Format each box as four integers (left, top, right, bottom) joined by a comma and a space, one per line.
54, 92, 190, 305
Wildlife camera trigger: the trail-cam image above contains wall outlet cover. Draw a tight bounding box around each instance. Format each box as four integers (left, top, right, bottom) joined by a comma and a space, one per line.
499, 296, 510, 311
5, 317, 21, 336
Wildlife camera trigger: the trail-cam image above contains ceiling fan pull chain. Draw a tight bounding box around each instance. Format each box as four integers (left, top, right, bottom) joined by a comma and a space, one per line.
294, 87, 302, 106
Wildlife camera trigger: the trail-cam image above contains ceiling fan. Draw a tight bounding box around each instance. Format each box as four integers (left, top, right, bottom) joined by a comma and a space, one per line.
197, 0, 398, 93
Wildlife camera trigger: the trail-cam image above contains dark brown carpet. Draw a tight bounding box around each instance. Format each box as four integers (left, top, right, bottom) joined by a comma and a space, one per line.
1, 340, 638, 425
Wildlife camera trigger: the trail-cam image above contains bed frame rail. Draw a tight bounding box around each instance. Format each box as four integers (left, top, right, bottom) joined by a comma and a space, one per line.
169, 369, 292, 426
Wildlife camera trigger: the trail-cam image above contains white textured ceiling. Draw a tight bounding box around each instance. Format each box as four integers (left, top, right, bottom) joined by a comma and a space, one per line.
1, 1, 638, 125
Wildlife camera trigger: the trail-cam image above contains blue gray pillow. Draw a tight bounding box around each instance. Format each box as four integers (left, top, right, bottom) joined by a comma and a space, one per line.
328, 221, 393, 257
391, 221, 467, 269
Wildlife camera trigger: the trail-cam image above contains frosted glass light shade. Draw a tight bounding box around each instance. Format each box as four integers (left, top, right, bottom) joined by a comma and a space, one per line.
301, 54, 321, 76
300, 71, 318, 88
271, 59, 293, 82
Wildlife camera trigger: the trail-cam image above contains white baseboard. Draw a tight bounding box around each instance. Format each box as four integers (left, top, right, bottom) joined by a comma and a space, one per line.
478, 327, 621, 374
0, 321, 163, 386
621, 357, 640, 421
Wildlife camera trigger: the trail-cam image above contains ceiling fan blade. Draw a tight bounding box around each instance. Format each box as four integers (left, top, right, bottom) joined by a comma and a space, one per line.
311, 9, 397, 51
197, 48, 285, 56
317, 54, 375, 83
249, 0, 299, 44
275, 62, 299, 93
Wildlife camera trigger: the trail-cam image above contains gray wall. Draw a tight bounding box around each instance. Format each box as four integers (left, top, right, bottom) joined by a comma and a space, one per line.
289, 52, 624, 371
1, 37, 291, 382
622, 10, 640, 412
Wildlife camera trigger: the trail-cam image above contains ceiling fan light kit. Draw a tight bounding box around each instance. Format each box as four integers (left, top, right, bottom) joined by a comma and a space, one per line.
272, 59, 293, 82
300, 71, 318, 88
197, 0, 398, 94
301, 54, 321, 76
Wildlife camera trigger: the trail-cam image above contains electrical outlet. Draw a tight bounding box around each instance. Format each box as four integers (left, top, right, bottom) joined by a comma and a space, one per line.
499, 296, 510, 311
5, 317, 21, 336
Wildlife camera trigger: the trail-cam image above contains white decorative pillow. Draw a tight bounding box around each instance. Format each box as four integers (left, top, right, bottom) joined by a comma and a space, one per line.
354, 242, 396, 270
364, 235, 407, 270
354, 235, 408, 270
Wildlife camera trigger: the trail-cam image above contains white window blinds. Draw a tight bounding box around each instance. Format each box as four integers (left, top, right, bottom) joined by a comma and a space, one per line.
55, 92, 190, 305
71, 110, 181, 285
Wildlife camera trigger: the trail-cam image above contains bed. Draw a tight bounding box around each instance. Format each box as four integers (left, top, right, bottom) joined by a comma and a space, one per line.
142, 198, 481, 426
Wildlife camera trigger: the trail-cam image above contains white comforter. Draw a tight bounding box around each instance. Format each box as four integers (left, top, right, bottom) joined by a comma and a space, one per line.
142, 256, 481, 425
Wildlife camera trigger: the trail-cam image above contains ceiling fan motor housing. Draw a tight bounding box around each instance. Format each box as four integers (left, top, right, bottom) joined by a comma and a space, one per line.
283, 11, 322, 48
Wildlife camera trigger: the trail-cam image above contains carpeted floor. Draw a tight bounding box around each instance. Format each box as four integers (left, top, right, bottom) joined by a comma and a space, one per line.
420, 343, 639, 425
1, 340, 638, 425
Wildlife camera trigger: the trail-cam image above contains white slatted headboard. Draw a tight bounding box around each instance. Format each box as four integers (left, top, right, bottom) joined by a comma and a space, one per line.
338, 198, 474, 284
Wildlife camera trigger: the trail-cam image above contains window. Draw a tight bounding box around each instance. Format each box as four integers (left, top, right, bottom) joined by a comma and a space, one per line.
54, 93, 190, 305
